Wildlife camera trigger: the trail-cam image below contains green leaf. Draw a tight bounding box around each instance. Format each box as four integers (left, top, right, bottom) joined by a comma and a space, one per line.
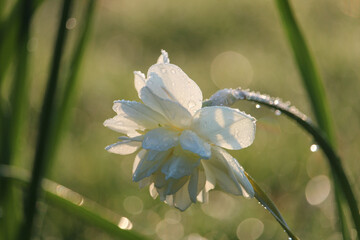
0, 165, 148, 240
245, 171, 300, 240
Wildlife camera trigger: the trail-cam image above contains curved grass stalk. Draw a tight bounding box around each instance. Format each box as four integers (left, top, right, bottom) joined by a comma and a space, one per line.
204, 88, 360, 238
273, 1, 351, 238
0, 165, 148, 240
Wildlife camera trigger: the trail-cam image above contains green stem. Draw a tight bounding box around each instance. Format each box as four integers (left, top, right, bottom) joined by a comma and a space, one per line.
0, 165, 147, 240
20, 0, 73, 238
205, 88, 360, 237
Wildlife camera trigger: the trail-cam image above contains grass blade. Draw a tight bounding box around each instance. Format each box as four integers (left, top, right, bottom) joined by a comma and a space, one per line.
0, 165, 147, 240
47, 0, 97, 174
20, 0, 74, 238
274, 0, 335, 143
274, 1, 356, 238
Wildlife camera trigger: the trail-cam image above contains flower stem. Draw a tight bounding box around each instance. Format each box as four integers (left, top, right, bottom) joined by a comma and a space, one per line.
205, 88, 360, 238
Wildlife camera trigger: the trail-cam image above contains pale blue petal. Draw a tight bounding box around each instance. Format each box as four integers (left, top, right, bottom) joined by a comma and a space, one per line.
142, 128, 179, 151
180, 130, 211, 159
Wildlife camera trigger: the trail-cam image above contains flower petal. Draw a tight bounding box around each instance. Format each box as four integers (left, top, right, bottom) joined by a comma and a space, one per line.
146, 63, 203, 115
142, 128, 179, 151
157, 50, 170, 64
164, 176, 188, 195
192, 106, 256, 150
174, 182, 192, 211
161, 150, 201, 180
140, 86, 192, 128
105, 141, 141, 155
210, 147, 254, 197
188, 169, 205, 203
133, 150, 171, 182
180, 130, 211, 159
103, 115, 141, 136
112, 100, 167, 129
134, 71, 146, 95
149, 183, 158, 199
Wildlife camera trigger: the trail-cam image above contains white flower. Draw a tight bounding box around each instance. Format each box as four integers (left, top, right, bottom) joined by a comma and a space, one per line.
104, 50, 256, 211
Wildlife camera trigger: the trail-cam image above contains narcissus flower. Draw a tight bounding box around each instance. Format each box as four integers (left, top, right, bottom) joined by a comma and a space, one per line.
104, 50, 256, 211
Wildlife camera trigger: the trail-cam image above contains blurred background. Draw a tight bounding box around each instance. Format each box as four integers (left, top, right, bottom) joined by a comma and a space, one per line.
1, 0, 360, 239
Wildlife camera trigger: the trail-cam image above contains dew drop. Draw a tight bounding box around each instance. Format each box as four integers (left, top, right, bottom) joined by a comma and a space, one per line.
275, 110, 282, 116
310, 144, 318, 152
188, 101, 196, 109
255, 104, 261, 109
170, 69, 176, 74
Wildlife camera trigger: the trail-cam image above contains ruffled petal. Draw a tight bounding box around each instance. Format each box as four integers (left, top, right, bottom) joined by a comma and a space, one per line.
133, 150, 171, 182
179, 130, 211, 159
188, 169, 206, 203
208, 147, 254, 197
192, 106, 256, 150
145, 63, 203, 115
174, 182, 192, 211
105, 141, 141, 155
164, 176, 188, 195
140, 86, 192, 128
103, 115, 141, 136
134, 71, 146, 95
161, 149, 201, 180
142, 128, 179, 151
112, 100, 168, 129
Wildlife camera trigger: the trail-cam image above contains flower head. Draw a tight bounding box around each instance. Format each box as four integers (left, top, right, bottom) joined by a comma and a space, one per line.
104, 50, 256, 211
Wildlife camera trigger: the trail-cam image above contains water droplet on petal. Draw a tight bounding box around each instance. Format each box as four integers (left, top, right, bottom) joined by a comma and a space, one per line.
255, 104, 261, 109
310, 144, 318, 152
188, 101, 196, 109
170, 69, 176, 74
275, 110, 281, 116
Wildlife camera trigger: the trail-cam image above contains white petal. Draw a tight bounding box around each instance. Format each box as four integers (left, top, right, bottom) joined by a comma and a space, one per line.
174, 182, 192, 211
164, 177, 188, 195
192, 106, 256, 150
103, 115, 141, 136
140, 86, 192, 128
105, 141, 141, 155
202, 160, 242, 195
161, 151, 201, 180
149, 183, 158, 199
214, 147, 255, 197
142, 128, 179, 151
133, 150, 171, 182
145, 63, 203, 115
132, 149, 147, 174
180, 130, 211, 159
157, 50, 170, 64
188, 170, 199, 203
134, 71, 146, 95
112, 100, 167, 129
201, 161, 216, 192
196, 190, 209, 203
